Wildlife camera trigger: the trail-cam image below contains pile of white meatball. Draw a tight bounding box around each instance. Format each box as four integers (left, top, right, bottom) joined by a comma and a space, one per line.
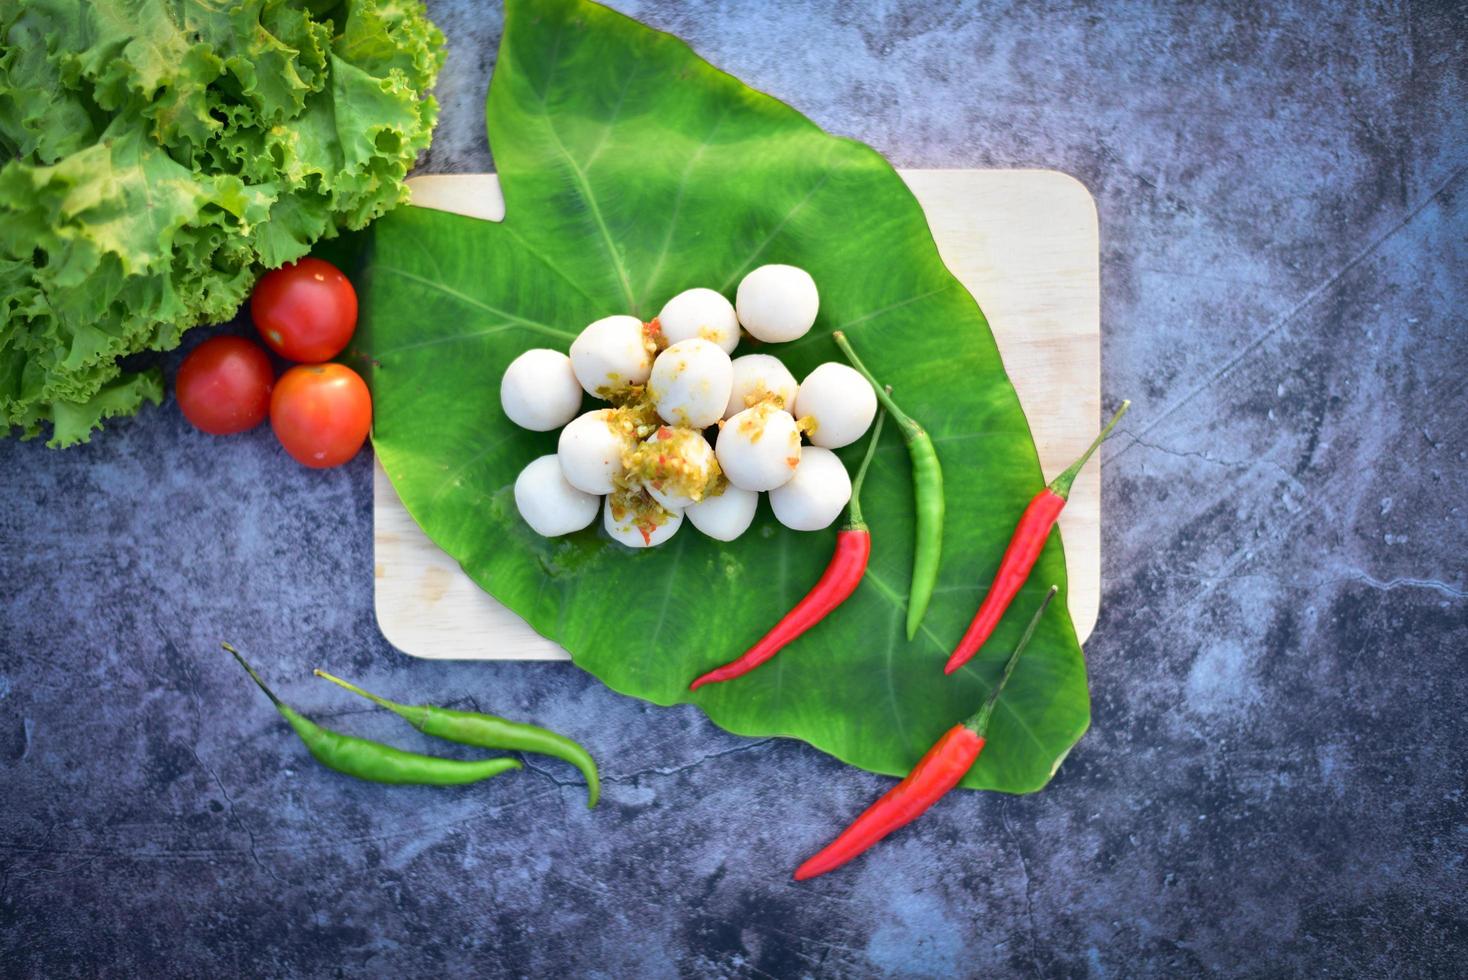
501, 264, 877, 548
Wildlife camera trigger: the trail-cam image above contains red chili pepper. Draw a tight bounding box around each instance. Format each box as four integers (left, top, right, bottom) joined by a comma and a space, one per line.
944, 401, 1129, 676
794, 586, 1057, 881
689, 405, 888, 691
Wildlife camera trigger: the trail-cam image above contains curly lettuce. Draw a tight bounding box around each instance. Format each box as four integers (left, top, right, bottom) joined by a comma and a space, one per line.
0, 0, 443, 447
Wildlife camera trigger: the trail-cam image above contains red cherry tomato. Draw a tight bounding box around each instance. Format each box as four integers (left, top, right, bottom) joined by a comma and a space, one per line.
251, 258, 359, 362
174, 336, 274, 435
270, 363, 372, 469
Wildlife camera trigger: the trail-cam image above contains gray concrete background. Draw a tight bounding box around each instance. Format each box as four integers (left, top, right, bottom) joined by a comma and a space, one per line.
3, 0, 1465, 976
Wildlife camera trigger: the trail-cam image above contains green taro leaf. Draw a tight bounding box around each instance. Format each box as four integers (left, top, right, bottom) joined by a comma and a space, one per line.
358, 0, 1088, 792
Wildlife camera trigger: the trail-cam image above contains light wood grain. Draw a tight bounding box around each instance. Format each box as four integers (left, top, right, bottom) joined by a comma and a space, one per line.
374, 169, 1101, 659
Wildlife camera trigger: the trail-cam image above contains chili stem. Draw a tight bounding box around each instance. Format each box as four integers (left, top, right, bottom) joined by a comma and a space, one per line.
846, 399, 887, 530
314, 670, 404, 713
223, 642, 282, 706
831, 332, 922, 437
1048, 401, 1130, 499
963, 585, 1057, 736
313, 668, 433, 730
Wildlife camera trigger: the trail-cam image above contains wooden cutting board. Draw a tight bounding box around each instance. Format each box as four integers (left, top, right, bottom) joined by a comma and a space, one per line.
374, 169, 1101, 660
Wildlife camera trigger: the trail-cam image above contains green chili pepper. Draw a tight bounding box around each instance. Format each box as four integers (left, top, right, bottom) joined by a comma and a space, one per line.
832, 331, 945, 640
314, 670, 601, 808
223, 644, 521, 786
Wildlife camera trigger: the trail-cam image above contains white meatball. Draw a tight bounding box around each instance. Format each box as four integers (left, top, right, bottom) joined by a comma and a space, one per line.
569, 314, 653, 397
735, 264, 819, 343
716, 401, 801, 492
769, 447, 851, 531
649, 339, 733, 429
657, 288, 739, 354
793, 363, 877, 449
604, 491, 683, 548
500, 348, 583, 431
514, 455, 600, 537
557, 409, 634, 494
627, 426, 719, 510
724, 353, 798, 419
685, 483, 758, 541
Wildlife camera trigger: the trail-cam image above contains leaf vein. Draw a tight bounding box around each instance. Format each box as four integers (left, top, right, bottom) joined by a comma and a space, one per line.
534, 63, 639, 313
645, 535, 687, 658
779, 284, 957, 356
638, 106, 730, 311
582, 65, 641, 172
718, 169, 834, 292
429, 433, 520, 505
862, 566, 1047, 753
372, 266, 575, 347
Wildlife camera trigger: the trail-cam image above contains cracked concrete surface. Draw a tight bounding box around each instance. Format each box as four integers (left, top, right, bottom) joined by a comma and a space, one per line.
2, 0, 1465, 975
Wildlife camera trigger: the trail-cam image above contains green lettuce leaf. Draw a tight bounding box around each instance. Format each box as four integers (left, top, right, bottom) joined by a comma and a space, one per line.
0, 0, 443, 447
